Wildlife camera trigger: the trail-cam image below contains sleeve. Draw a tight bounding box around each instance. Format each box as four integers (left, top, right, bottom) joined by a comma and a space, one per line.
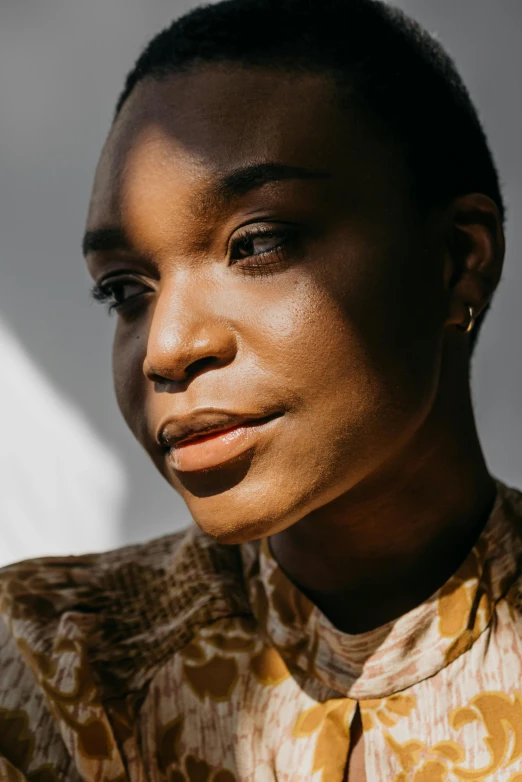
0, 615, 75, 781
0, 556, 128, 782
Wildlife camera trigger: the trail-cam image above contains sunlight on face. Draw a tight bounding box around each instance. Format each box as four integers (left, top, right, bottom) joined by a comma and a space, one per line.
85, 67, 446, 544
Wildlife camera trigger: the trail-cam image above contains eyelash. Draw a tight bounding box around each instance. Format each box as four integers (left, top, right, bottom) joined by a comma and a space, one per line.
90, 225, 295, 313
90, 273, 155, 314
229, 224, 294, 274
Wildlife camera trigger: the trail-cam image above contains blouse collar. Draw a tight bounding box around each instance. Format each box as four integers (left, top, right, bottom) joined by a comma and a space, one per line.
241, 481, 522, 699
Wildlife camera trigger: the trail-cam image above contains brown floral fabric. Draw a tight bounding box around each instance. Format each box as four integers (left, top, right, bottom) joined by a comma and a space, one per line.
1, 481, 522, 780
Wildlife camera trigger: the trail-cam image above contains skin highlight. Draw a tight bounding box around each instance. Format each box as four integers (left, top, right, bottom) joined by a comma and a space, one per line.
85, 65, 504, 638
84, 64, 505, 782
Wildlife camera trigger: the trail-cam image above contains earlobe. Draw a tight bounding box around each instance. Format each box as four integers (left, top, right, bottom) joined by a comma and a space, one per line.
444, 193, 505, 331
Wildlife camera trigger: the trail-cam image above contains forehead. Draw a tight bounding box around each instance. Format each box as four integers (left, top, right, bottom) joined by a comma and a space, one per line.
87, 65, 404, 232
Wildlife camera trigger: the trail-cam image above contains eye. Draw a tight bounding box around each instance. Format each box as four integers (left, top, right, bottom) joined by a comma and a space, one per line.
90, 275, 150, 313
229, 224, 295, 271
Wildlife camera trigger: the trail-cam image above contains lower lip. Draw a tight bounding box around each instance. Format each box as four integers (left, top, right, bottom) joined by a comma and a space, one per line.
167, 416, 281, 473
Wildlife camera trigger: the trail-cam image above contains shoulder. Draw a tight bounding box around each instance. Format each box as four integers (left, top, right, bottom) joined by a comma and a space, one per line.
0, 527, 191, 646
0, 524, 251, 698
487, 481, 522, 622
495, 480, 522, 550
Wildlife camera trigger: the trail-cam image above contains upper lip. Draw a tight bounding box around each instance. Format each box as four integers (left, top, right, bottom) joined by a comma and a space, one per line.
157, 408, 282, 449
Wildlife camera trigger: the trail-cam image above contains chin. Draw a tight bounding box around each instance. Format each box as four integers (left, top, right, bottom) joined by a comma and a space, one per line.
170, 442, 352, 544
182, 478, 308, 545
164, 429, 367, 544
189, 502, 280, 545
167, 450, 297, 544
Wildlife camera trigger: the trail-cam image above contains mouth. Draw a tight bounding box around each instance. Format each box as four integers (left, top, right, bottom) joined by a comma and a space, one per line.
164, 412, 283, 473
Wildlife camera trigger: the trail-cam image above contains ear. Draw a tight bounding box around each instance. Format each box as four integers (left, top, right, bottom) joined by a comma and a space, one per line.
443, 194, 505, 331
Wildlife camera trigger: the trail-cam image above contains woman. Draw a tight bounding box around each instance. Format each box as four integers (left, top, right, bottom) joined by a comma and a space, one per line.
1, 0, 520, 779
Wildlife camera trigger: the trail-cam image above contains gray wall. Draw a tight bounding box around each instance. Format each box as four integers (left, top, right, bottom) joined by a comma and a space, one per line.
1, 0, 520, 557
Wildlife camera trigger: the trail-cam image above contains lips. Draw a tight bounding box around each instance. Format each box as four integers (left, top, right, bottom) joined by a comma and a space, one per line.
157, 409, 283, 472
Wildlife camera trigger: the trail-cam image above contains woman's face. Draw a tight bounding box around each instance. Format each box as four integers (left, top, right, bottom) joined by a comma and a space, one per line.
85, 66, 449, 543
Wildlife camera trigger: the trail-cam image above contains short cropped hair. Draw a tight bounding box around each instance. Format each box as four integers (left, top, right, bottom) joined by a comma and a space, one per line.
115, 0, 505, 352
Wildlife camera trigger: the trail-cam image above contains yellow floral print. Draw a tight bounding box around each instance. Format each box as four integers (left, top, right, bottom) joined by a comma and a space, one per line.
361, 694, 417, 731
1, 481, 522, 782
388, 691, 522, 780
249, 645, 290, 686
293, 698, 356, 781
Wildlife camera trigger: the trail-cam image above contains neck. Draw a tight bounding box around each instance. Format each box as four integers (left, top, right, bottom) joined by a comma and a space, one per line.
269, 345, 496, 634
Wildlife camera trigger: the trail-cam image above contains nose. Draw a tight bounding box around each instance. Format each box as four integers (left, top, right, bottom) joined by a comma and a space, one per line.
142, 279, 237, 385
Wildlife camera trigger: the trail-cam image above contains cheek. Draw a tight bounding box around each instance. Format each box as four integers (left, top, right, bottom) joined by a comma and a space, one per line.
321, 231, 445, 394
112, 322, 149, 440
247, 258, 441, 413
246, 250, 444, 477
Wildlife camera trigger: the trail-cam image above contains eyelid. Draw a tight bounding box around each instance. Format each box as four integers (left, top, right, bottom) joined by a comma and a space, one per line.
96, 269, 148, 285
96, 272, 155, 300
228, 219, 294, 243
228, 222, 296, 258
91, 272, 153, 313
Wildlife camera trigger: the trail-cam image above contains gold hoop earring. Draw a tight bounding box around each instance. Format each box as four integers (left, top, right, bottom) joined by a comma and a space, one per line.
462, 305, 476, 334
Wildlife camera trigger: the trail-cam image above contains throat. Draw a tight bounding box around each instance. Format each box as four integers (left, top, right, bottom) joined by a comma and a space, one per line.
268, 472, 497, 634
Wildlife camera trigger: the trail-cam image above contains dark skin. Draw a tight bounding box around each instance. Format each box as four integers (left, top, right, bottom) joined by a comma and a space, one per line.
84, 65, 504, 781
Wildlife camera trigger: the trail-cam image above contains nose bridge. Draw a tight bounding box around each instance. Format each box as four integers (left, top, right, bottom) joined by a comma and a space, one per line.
143, 272, 235, 383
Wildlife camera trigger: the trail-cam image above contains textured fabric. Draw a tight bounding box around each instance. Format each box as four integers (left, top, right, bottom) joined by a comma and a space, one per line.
1, 481, 522, 781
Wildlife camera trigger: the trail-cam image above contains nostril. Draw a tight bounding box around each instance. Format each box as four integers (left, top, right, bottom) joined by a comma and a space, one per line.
149, 372, 170, 386
149, 356, 221, 387
188, 355, 220, 375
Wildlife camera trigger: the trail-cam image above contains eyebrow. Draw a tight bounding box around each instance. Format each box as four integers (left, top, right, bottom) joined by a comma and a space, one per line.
194, 162, 330, 220
82, 226, 130, 258
215, 161, 329, 198
83, 162, 329, 257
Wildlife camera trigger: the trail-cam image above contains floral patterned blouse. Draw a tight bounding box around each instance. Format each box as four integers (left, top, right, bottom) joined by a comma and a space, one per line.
1, 481, 522, 781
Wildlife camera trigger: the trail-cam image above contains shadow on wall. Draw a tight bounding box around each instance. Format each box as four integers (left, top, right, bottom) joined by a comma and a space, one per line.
0, 319, 126, 566
0, 0, 195, 556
